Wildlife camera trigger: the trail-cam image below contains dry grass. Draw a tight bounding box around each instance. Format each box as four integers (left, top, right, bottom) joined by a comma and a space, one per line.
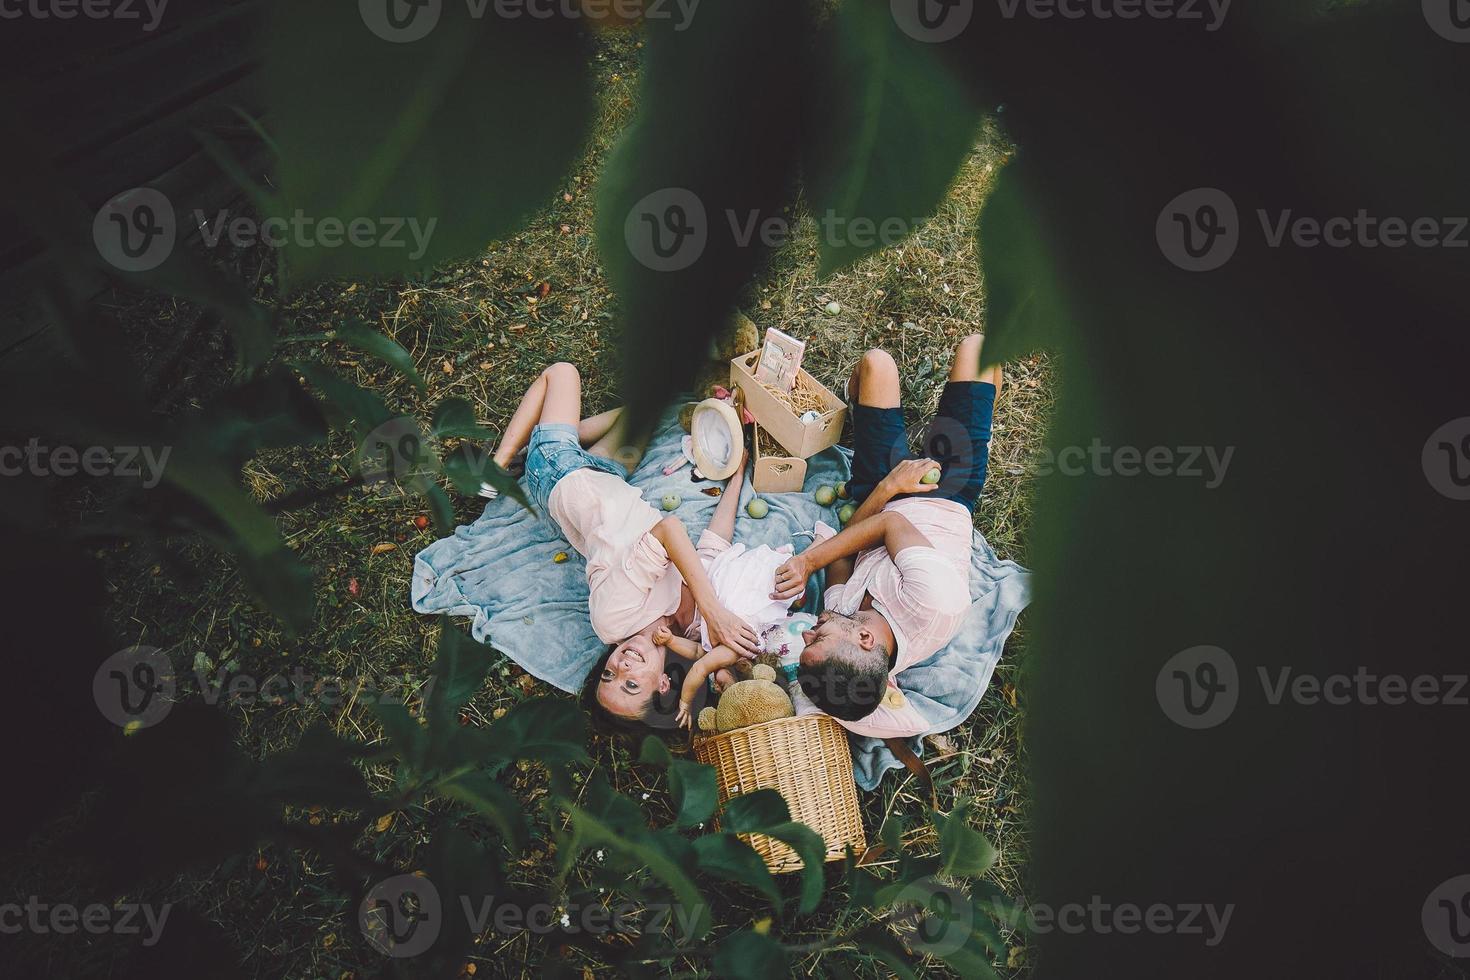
7, 31, 1055, 980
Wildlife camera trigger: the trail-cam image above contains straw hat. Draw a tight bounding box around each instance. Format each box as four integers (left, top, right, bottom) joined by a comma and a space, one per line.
689, 397, 744, 480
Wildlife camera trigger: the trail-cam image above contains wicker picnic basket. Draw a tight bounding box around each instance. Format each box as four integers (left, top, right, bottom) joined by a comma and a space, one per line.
693, 713, 866, 873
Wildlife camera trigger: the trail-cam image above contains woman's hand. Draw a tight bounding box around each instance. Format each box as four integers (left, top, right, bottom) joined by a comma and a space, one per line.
771, 553, 812, 602
882, 457, 942, 496
652, 625, 673, 647
703, 603, 760, 658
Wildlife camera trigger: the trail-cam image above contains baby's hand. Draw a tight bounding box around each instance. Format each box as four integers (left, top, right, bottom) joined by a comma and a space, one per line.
653, 625, 673, 647
675, 700, 693, 731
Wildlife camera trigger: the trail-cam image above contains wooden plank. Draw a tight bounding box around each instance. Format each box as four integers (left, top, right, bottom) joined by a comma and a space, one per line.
0, 136, 273, 356
1, 0, 260, 79
12, 1, 264, 158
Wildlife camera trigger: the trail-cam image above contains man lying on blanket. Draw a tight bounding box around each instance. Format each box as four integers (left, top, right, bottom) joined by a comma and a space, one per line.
772, 334, 1002, 739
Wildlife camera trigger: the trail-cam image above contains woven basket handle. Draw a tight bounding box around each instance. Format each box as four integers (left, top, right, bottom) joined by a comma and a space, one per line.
883, 736, 938, 810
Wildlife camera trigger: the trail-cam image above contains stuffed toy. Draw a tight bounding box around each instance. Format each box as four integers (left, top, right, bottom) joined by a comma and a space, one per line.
697, 664, 794, 734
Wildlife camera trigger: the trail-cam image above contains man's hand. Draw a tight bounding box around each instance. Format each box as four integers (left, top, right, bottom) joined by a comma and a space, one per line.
771, 553, 812, 602
703, 603, 760, 658
883, 457, 942, 496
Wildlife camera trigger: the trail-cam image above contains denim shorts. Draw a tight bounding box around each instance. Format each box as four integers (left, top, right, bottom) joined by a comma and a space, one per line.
847, 380, 996, 512
524, 423, 628, 514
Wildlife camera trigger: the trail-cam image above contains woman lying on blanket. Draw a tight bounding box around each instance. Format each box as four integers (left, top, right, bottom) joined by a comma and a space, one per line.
486, 362, 795, 735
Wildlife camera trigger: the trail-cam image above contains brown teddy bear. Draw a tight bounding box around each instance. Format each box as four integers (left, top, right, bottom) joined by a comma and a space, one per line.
697, 663, 795, 734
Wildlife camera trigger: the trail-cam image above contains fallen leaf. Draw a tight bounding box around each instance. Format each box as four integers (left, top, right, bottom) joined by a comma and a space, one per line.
701, 487, 722, 497
1003, 683, 1017, 708
371, 542, 397, 555
375, 813, 394, 833
553, 551, 569, 563
347, 577, 360, 596
442, 360, 454, 374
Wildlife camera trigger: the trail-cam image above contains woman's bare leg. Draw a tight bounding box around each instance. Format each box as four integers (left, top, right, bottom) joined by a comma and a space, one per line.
578, 407, 623, 446
495, 390, 622, 469
587, 409, 652, 473
492, 362, 583, 467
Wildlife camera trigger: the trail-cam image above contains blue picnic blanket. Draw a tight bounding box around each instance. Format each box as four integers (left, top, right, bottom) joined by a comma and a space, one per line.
411, 403, 1032, 790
